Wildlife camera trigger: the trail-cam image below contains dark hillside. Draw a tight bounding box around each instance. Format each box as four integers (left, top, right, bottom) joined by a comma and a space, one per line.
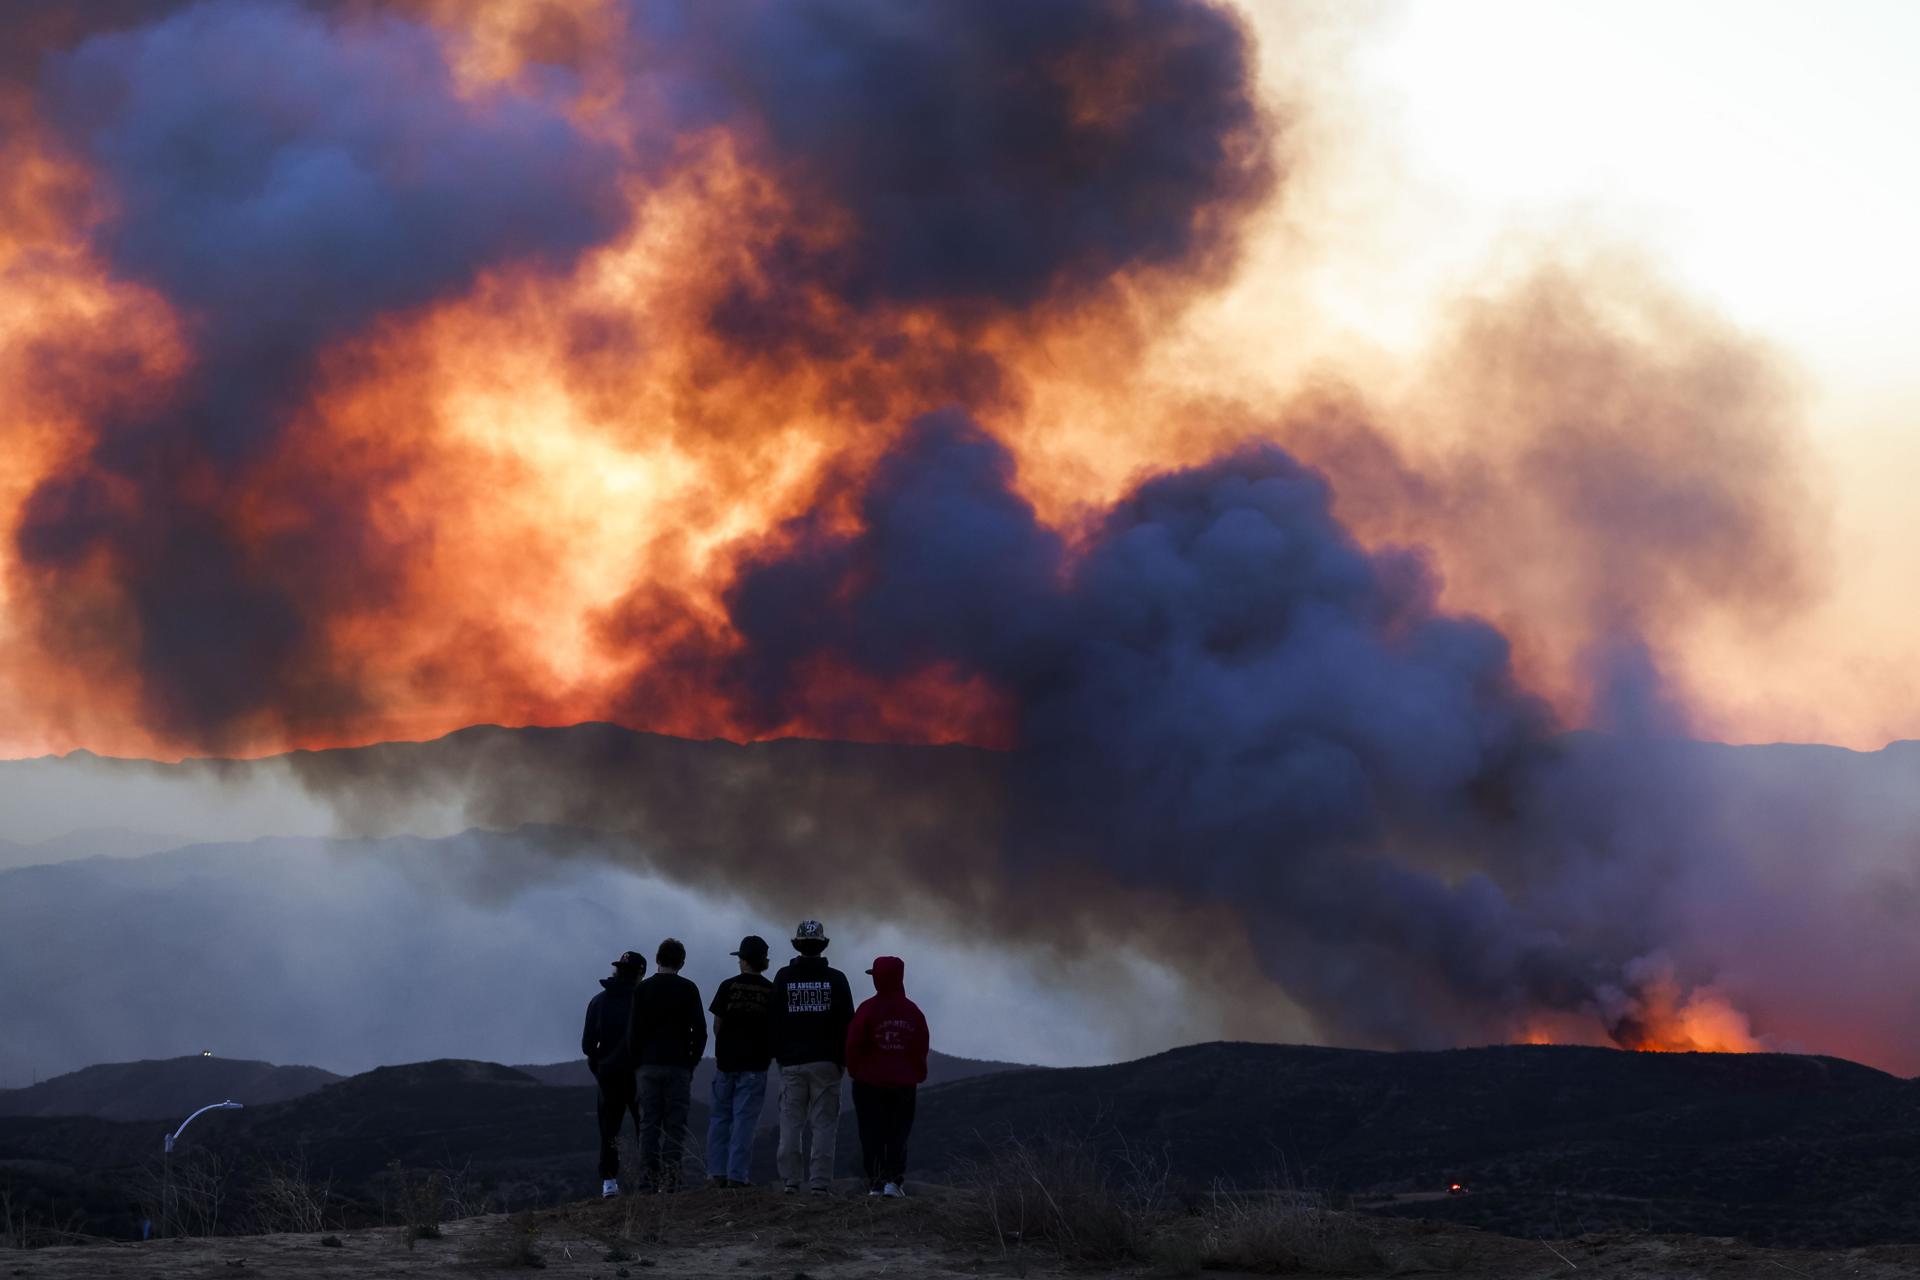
3, 1042, 1917, 1247
909, 1042, 1920, 1245
0, 1056, 339, 1121
0, 1060, 606, 1237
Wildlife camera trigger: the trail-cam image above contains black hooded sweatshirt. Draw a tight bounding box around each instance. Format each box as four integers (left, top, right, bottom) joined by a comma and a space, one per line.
581, 973, 640, 1076
628, 970, 708, 1069
768, 954, 854, 1068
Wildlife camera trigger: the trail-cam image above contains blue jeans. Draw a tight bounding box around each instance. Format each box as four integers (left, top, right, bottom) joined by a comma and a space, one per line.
706, 1069, 767, 1184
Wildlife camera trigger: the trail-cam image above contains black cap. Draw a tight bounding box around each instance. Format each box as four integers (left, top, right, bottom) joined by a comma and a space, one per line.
612, 950, 647, 970
730, 935, 770, 960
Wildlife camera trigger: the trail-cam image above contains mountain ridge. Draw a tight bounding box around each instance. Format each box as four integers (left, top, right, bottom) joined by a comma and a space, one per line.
2, 1040, 1917, 1247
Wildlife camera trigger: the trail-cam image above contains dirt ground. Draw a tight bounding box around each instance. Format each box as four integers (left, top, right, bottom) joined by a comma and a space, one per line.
7, 1184, 1919, 1280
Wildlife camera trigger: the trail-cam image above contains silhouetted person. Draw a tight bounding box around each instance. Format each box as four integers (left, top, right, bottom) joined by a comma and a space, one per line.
582, 949, 646, 1197
628, 937, 706, 1191
706, 934, 775, 1187
846, 955, 929, 1197
768, 919, 854, 1193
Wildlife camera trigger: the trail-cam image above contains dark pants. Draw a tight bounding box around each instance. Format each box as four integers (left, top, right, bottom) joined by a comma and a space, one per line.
595, 1069, 639, 1181
852, 1081, 917, 1189
637, 1065, 693, 1188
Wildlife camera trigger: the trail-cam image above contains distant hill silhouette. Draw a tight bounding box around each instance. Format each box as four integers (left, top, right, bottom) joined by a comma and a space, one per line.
0, 1047, 1027, 1124
0, 1055, 340, 1121
0, 826, 187, 871
3, 1042, 1918, 1247
909, 1042, 1920, 1246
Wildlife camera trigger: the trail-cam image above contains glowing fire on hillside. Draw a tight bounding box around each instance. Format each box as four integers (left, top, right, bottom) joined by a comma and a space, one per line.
1610, 977, 1765, 1056
1516, 969, 1765, 1056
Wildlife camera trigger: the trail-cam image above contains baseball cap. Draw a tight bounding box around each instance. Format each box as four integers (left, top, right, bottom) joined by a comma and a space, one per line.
731, 935, 770, 959
792, 919, 828, 944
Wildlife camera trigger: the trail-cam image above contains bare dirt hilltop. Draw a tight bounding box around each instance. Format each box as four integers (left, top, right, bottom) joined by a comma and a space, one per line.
11, 1185, 1920, 1280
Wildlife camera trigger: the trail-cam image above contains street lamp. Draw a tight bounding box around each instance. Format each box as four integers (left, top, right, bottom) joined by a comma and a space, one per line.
159, 1099, 243, 1239
164, 1100, 243, 1154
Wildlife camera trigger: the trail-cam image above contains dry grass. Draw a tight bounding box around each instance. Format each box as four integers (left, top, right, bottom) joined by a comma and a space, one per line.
0, 1188, 95, 1251
1183, 1186, 1393, 1275
377, 1158, 495, 1248
937, 1135, 1423, 1276
13, 1180, 1905, 1280
942, 1133, 1168, 1264
487, 1210, 548, 1269
250, 1151, 334, 1235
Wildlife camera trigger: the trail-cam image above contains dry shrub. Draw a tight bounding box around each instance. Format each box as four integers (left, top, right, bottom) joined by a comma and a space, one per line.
1188, 1186, 1388, 1276
0, 1188, 25, 1251
945, 1133, 1168, 1264
384, 1163, 442, 1246
942, 1133, 1400, 1277
615, 1190, 671, 1246
155, 1147, 236, 1238
251, 1150, 333, 1234
0, 1190, 92, 1251
384, 1158, 492, 1247
457, 1209, 552, 1270
494, 1211, 547, 1268
439, 1160, 490, 1220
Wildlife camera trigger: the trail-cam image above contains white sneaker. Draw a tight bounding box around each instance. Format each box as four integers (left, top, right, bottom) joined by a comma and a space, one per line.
601, 1179, 620, 1198
882, 1182, 904, 1198
868, 1188, 882, 1197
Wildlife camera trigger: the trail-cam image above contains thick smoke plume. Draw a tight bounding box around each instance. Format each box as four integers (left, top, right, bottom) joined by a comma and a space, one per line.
706, 411, 1736, 1048
4, 0, 1275, 752
15, 0, 624, 742
631, 0, 1273, 312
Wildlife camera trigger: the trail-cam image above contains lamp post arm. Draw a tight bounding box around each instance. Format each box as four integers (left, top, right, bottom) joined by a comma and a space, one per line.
163, 1100, 243, 1154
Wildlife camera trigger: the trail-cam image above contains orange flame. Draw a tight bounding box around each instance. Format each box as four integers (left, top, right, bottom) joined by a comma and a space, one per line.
1515, 971, 1764, 1056
1614, 974, 1765, 1055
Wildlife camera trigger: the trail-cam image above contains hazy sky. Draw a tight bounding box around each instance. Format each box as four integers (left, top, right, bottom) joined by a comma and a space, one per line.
1221, 0, 1920, 748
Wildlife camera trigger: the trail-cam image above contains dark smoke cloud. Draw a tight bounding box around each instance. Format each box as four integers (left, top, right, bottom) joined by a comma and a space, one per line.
0, 1, 192, 85
716, 411, 1633, 1045
15, 0, 625, 741
9, 0, 1281, 749
630, 0, 1276, 320
729, 411, 1547, 848
39, 0, 620, 457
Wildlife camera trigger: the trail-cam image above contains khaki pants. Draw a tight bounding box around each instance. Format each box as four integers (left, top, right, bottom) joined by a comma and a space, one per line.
776, 1061, 843, 1191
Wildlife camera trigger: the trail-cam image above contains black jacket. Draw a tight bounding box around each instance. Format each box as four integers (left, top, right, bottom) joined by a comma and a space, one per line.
709, 973, 775, 1073
768, 956, 854, 1068
628, 971, 708, 1069
581, 974, 640, 1076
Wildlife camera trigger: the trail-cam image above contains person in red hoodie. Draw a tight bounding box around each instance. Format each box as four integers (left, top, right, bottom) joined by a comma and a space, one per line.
844, 955, 929, 1197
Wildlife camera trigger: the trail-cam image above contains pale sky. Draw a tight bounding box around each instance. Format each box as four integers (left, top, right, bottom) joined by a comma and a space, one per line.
1223, 0, 1920, 748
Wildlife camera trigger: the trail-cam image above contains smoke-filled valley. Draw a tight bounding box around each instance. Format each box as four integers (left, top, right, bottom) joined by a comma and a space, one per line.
3, 725, 1918, 1082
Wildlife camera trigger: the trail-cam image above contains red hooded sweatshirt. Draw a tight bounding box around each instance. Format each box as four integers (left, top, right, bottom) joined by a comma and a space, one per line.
845, 956, 930, 1088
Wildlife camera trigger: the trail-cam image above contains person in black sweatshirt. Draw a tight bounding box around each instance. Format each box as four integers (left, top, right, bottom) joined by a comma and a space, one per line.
581, 950, 646, 1197
627, 938, 707, 1191
706, 934, 775, 1188
767, 920, 854, 1193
